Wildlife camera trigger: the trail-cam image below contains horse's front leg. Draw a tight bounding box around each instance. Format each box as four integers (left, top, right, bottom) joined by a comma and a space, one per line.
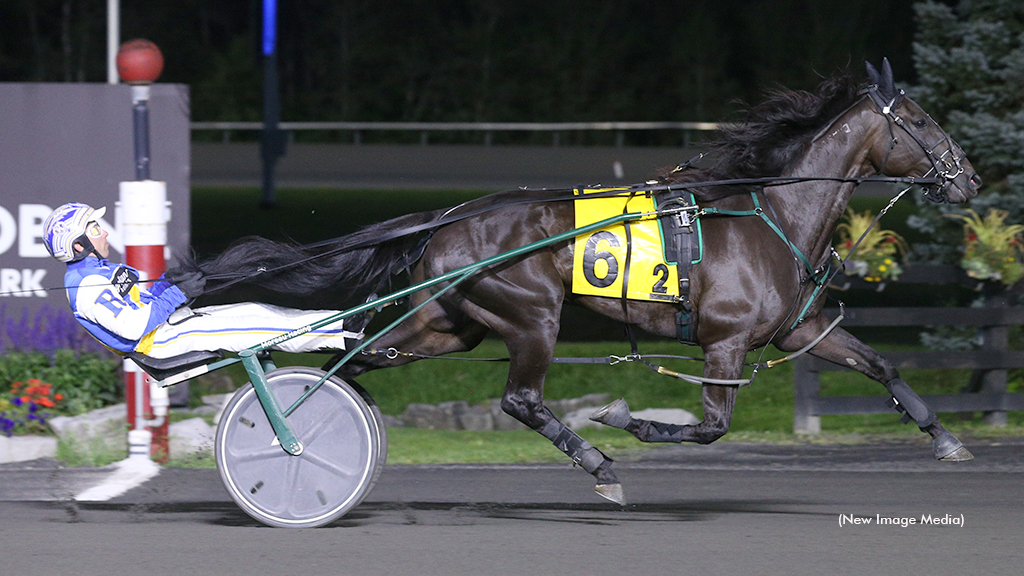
592, 339, 745, 445
777, 315, 973, 461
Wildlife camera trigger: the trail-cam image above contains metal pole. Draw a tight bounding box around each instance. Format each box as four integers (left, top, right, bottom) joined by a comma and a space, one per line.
107, 0, 119, 85
260, 0, 284, 208
131, 85, 151, 180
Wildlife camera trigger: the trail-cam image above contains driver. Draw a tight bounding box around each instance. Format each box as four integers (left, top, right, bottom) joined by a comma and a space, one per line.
43, 202, 366, 359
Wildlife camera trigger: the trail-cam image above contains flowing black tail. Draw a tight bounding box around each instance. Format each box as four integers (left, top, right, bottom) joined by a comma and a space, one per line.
168, 208, 448, 305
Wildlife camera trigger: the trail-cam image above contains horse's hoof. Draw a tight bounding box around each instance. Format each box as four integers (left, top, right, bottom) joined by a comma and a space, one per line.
590, 398, 631, 429
933, 431, 974, 462
939, 446, 974, 462
595, 483, 626, 506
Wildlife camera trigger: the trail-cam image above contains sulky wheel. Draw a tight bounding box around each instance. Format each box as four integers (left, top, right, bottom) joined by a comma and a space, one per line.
280, 368, 388, 505
215, 367, 382, 528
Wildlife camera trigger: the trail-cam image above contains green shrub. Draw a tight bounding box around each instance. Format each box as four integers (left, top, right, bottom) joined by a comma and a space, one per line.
0, 350, 121, 416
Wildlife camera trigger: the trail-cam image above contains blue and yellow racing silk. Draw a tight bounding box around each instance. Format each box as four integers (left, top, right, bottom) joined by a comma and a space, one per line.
64, 257, 186, 354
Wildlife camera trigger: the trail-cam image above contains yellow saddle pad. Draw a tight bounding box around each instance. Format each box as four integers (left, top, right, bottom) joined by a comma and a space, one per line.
571, 188, 679, 302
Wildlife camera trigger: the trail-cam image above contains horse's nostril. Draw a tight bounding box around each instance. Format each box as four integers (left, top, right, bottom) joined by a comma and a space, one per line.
970, 174, 983, 189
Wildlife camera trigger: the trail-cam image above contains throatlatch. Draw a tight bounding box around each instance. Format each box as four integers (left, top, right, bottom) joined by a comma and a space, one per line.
885, 378, 937, 428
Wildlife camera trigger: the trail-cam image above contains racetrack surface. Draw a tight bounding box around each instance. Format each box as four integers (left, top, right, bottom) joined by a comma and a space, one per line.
2, 438, 1022, 575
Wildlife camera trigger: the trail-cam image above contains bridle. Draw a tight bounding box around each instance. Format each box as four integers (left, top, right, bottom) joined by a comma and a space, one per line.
862, 84, 968, 203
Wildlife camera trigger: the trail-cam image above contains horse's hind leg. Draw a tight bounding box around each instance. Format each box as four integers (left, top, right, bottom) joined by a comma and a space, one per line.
778, 316, 973, 461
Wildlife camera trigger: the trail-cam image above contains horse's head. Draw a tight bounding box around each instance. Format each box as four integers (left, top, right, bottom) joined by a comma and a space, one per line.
863, 59, 982, 204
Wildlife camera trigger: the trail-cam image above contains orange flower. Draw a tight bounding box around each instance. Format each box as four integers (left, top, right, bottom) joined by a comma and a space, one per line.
54, 394, 64, 401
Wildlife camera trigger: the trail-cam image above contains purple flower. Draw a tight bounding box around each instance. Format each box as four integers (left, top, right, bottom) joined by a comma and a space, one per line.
28, 402, 38, 412
1, 303, 109, 356
12, 397, 23, 407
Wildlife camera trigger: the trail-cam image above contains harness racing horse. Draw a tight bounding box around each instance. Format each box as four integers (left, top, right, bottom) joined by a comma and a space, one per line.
184, 61, 982, 504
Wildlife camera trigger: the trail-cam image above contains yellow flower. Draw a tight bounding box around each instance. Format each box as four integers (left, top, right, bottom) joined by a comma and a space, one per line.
884, 258, 893, 265
879, 265, 888, 272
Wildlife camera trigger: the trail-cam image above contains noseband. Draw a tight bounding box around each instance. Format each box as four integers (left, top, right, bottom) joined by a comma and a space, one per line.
863, 84, 967, 202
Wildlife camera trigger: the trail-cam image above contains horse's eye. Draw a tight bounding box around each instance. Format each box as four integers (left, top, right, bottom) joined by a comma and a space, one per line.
914, 118, 927, 128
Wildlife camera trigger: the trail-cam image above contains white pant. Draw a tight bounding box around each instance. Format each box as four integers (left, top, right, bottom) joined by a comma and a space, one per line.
144, 303, 361, 359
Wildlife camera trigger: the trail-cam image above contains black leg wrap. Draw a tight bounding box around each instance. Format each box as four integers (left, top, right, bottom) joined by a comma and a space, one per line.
540, 419, 609, 474
885, 379, 937, 428
626, 419, 684, 443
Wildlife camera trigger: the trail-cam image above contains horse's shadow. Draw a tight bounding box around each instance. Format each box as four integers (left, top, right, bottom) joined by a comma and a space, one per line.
71, 497, 831, 528
317, 499, 831, 528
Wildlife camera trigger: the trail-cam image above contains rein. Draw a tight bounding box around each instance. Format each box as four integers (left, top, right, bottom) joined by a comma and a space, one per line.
8, 174, 936, 300
198, 173, 942, 296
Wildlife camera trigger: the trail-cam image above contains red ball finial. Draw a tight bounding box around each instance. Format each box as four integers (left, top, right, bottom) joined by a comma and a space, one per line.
117, 39, 164, 85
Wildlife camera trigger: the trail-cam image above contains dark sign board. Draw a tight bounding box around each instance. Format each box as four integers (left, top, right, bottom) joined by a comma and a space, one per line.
0, 83, 190, 321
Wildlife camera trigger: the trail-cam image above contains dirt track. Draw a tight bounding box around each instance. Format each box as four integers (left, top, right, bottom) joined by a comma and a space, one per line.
2, 438, 1021, 575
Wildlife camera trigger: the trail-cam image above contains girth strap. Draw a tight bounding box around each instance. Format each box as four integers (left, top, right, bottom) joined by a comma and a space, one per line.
674, 207, 696, 343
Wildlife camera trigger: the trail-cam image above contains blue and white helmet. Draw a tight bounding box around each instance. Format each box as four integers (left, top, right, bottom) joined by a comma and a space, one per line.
43, 203, 107, 262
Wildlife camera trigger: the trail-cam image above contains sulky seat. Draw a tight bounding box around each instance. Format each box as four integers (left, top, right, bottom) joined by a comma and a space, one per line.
126, 350, 225, 382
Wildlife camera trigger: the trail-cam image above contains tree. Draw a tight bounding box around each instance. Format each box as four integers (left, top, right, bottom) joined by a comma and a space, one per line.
908, 0, 1024, 264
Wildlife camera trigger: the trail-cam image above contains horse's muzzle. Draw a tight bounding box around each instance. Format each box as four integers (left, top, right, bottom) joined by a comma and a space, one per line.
926, 172, 982, 204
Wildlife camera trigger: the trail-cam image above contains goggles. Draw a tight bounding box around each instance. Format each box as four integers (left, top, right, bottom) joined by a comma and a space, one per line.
86, 221, 103, 238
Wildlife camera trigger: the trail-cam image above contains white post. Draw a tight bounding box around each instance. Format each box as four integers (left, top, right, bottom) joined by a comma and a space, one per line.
118, 180, 171, 461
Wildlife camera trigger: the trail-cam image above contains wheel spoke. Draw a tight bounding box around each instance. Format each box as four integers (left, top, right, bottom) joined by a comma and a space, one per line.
277, 454, 302, 515
302, 448, 365, 479
296, 408, 346, 445
227, 444, 288, 464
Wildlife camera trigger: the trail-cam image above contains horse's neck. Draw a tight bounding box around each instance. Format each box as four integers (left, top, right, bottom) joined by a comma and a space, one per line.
769, 106, 883, 266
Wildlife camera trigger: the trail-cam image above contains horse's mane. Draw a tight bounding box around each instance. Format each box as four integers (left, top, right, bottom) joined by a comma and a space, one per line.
662, 73, 863, 202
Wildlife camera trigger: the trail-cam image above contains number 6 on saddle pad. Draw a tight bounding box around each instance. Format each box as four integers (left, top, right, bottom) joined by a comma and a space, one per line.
571, 187, 701, 303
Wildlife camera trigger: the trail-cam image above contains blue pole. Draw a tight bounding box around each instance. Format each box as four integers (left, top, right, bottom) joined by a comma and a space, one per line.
261, 0, 284, 208
262, 0, 277, 56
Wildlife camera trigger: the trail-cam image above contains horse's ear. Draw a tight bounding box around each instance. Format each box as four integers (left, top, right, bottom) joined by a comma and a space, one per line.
865, 61, 880, 86
880, 57, 896, 96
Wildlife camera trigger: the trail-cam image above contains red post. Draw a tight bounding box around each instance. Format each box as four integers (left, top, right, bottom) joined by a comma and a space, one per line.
119, 180, 171, 462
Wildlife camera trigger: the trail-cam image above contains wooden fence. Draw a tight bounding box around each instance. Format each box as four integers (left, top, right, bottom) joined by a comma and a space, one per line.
793, 266, 1024, 433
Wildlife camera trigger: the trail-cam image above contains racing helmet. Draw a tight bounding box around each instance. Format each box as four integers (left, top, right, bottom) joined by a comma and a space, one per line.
42, 203, 107, 262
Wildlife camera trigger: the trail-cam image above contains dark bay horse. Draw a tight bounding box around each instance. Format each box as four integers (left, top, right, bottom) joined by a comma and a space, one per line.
184, 61, 981, 504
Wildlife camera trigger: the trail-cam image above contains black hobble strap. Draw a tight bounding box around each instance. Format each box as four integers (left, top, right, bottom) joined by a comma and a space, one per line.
885, 378, 937, 428
539, 409, 609, 473
625, 419, 685, 444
